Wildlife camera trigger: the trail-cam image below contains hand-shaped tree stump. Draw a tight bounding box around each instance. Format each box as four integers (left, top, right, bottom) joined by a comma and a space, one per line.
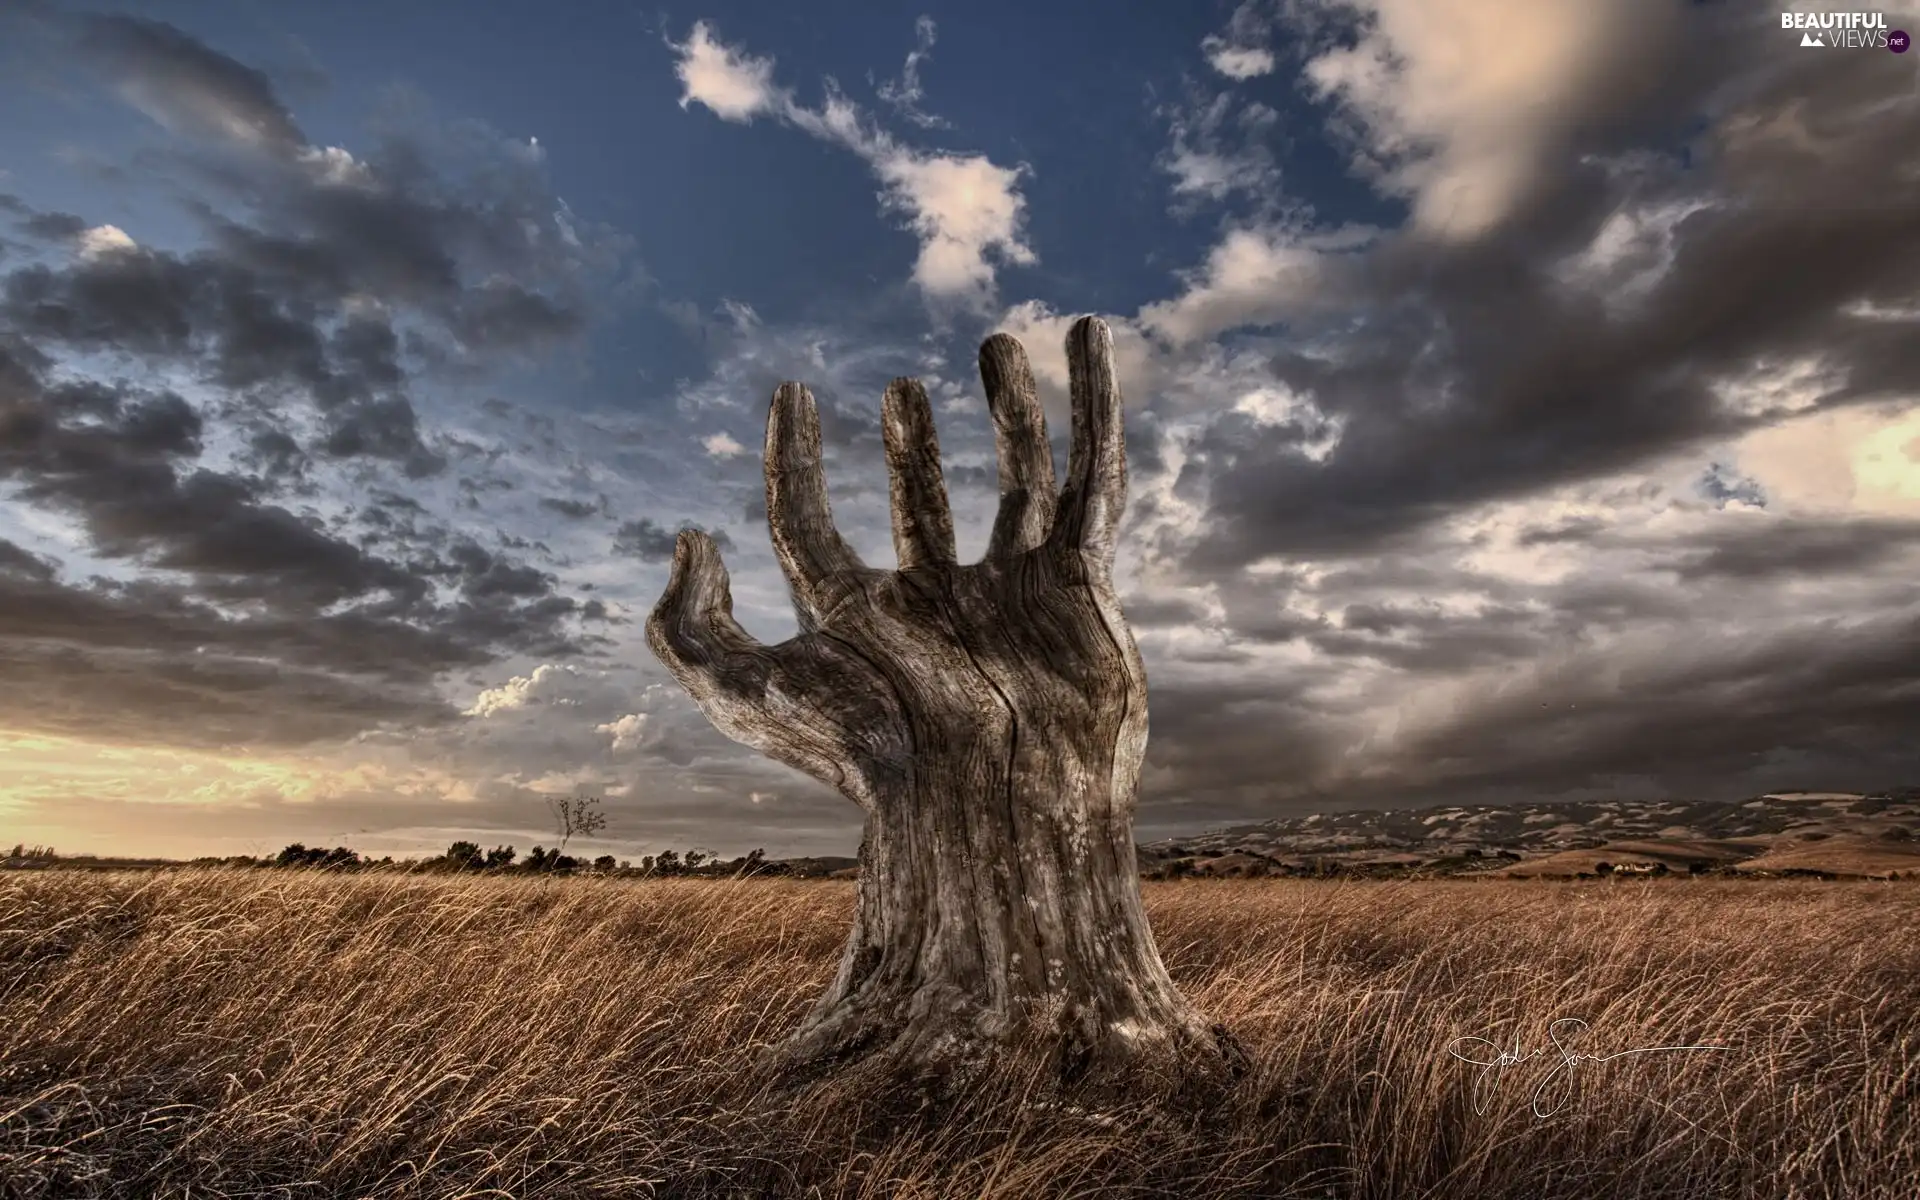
649, 317, 1243, 1095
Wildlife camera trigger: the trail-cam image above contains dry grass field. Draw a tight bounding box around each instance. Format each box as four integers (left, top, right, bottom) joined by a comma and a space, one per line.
2, 871, 1916, 1199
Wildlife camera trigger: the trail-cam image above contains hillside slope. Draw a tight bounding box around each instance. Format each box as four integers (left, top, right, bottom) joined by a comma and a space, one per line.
1138, 787, 1920, 880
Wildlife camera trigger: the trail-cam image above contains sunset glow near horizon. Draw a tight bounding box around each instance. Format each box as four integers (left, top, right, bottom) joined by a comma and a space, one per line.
2, 0, 1918, 863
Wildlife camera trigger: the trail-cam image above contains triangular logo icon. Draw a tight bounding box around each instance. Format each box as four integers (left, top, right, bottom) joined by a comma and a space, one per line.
1800, 30, 1825, 46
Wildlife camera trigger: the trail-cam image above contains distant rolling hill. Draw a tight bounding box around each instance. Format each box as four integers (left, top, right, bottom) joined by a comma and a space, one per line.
10, 791, 1913, 882
1135, 787, 1920, 880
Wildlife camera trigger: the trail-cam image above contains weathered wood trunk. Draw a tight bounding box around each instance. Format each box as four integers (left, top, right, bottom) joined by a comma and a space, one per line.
648, 318, 1242, 1094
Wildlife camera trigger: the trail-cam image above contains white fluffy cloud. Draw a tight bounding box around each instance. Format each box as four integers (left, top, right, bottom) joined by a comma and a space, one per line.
670, 20, 1034, 311
596, 713, 649, 751
75, 224, 137, 259
1734, 407, 1920, 519
1137, 221, 1372, 346
1200, 0, 1279, 79
672, 20, 781, 122
1160, 94, 1282, 207
296, 145, 375, 187
877, 15, 948, 129
1291, 0, 1680, 239
1204, 42, 1276, 81
703, 431, 747, 458
874, 152, 1035, 302
462, 664, 582, 718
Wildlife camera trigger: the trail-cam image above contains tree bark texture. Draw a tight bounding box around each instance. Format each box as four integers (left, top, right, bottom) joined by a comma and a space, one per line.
648, 318, 1242, 1094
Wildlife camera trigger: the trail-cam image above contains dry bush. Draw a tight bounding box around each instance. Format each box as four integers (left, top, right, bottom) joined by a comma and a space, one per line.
1, 871, 1915, 1198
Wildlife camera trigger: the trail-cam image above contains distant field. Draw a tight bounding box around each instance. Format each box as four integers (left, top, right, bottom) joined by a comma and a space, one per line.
3, 873, 1916, 1198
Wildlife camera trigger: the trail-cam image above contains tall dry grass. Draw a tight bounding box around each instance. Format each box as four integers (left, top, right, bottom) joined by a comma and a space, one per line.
1, 871, 1915, 1198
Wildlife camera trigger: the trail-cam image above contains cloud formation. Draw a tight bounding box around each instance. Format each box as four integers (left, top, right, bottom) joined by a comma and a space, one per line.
1294, 0, 1683, 240
876, 16, 949, 130
1089, 0, 1920, 823
1201, 1, 1278, 80
6, 1, 1919, 863
75, 12, 309, 152
670, 19, 1034, 311
0, 19, 610, 762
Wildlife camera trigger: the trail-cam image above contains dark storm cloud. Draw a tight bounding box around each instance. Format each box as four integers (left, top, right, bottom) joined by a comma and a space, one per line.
450, 280, 585, 350
0, 559, 571, 746
612, 519, 678, 561
1668, 518, 1920, 583
1544, 576, 1693, 631
1119, 591, 1211, 630
1181, 15, 1920, 571
539, 495, 605, 520
1307, 613, 1542, 675
0, 346, 420, 609
1515, 516, 1606, 547
0, 560, 482, 747
19, 211, 88, 242
4, 251, 199, 358
1125, 474, 1920, 828
239, 426, 309, 481
0, 9, 698, 853
613, 517, 735, 562
1384, 609, 1920, 800
0, 638, 452, 747
3, 14, 622, 481
0, 537, 57, 581
1140, 673, 1342, 808
1085, 1, 1920, 832
179, 129, 620, 358
1213, 574, 1547, 673
816, 398, 885, 455
1, 240, 443, 469
1129, 592, 1920, 827
74, 13, 308, 152
1221, 604, 1325, 646
0, 337, 585, 745
419, 538, 554, 602
319, 396, 445, 476
941, 462, 994, 489
0, 12, 639, 749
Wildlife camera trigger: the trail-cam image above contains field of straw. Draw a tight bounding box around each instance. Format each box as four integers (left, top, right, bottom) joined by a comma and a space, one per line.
3, 870, 1916, 1199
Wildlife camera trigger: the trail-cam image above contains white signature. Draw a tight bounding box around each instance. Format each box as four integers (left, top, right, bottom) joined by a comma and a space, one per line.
1447, 1017, 1730, 1118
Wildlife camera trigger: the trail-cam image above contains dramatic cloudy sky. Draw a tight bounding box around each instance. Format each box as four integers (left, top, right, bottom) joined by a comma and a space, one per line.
3, 0, 1917, 861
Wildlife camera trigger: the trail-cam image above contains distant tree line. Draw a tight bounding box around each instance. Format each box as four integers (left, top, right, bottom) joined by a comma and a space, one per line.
235, 842, 785, 877
155, 794, 788, 876
3, 839, 796, 876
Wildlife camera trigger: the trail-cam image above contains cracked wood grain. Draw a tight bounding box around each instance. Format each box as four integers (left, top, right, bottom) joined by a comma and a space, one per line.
648, 317, 1245, 1095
